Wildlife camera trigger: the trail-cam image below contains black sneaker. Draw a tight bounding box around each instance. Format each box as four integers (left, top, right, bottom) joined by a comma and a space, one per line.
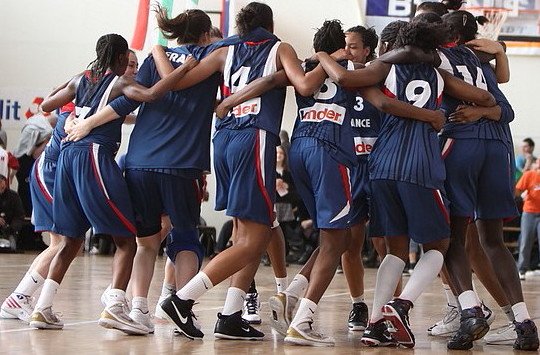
214, 311, 264, 340
348, 302, 368, 331
360, 319, 398, 347
382, 298, 415, 348
447, 306, 489, 350
160, 295, 204, 339
514, 319, 540, 351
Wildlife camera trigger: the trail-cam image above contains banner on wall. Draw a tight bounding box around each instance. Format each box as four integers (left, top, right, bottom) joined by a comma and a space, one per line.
0, 89, 57, 128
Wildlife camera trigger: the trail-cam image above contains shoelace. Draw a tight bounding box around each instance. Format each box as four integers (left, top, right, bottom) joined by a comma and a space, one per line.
245, 294, 259, 315
442, 306, 459, 324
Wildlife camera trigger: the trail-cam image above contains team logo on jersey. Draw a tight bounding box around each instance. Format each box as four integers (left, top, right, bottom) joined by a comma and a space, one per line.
299, 103, 346, 125
231, 98, 261, 118
354, 137, 377, 155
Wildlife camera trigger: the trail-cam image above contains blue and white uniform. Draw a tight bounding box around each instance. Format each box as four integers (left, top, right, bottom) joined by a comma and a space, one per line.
52, 72, 136, 238
369, 63, 450, 243
213, 29, 286, 226
289, 60, 356, 229
438, 45, 517, 220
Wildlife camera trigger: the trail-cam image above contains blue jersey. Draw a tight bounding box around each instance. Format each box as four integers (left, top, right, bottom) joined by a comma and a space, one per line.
291, 60, 357, 167
66, 72, 124, 154
43, 111, 68, 162
350, 94, 381, 163
218, 29, 286, 138
369, 63, 445, 189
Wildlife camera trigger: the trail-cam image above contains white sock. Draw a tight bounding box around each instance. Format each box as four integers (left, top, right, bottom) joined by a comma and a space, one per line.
370, 254, 405, 323
290, 298, 317, 329
104, 288, 126, 307
442, 283, 458, 307
400, 250, 444, 303
502, 304, 515, 322
512, 302, 531, 323
132, 296, 149, 313
351, 295, 364, 304
222, 287, 246, 316
458, 290, 479, 310
285, 274, 308, 299
177, 272, 213, 301
14, 270, 45, 297
35, 279, 59, 310
275, 277, 288, 293
161, 282, 176, 298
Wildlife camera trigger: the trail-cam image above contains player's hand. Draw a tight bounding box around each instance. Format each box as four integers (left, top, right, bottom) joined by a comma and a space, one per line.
449, 105, 482, 123
63, 112, 79, 134
214, 101, 231, 119
182, 55, 199, 71
64, 119, 93, 142
466, 38, 504, 55
430, 110, 446, 132
330, 48, 351, 61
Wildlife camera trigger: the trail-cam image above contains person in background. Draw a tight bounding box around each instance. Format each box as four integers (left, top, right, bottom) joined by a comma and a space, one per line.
0, 174, 25, 239
516, 138, 536, 181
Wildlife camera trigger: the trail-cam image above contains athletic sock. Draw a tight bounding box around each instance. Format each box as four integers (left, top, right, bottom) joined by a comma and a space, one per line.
14, 270, 45, 297
502, 304, 515, 322
370, 254, 405, 323
458, 290, 480, 310
442, 283, 458, 307
177, 271, 213, 301
290, 298, 317, 330
284, 274, 308, 299
104, 288, 127, 307
222, 287, 246, 316
351, 295, 365, 304
512, 302, 531, 323
160, 282, 176, 298
132, 297, 149, 313
399, 250, 444, 303
35, 279, 59, 311
275, 277, 288, 293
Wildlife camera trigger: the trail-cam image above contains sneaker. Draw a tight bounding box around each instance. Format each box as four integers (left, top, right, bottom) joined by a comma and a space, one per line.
100, 287, 130, 311
99, 303, 148, 335
348, 302, 368, 331
520, 271, 526, 281
484, 322, 516, 345
447, 306, 489, 350
361, 319, 398, 347
514, 319, 539, 351
160, 295, 203, 339
29, 307, 63, 329
268, 293, 297, 336
214, 311, 264, 340
382, 298, 415, 348
128, 308, 154, 333
429, 304, 460, 336
242, 293, 261, 324
284, 321, 335, 347
481, 302, 494, 326
1, 293, 34, 322
154, 295, 168, 320
336, 264, 343, 274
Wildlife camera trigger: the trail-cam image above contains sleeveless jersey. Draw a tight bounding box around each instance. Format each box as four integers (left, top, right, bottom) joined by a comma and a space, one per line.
218, 29, 286, 138
369, 63, 446, 189
291, 60, 357, 167
350, 94, 381, 163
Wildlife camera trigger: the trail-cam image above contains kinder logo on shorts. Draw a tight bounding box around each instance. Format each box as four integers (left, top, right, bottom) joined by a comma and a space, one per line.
299, 103, 346, 125
354, 136, 377, 155
232, 98, 261, 118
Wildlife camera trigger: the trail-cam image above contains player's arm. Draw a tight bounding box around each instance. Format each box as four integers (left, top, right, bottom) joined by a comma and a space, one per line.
466, 39, 509, 83
358, 86, 445, 131
152, 45, 174, 78
64, 106, 118, 142
215, 71, 289, 118
152, 45, 227, 90
277, 43, 327, 96
316, 52, 390, 88
438, 69, 495, 107
41, 74, 82, 112
378, 46, 442, 67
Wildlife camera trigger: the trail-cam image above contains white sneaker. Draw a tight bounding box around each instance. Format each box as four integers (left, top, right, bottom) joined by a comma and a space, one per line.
242, 292, 261, 324
128, 307, 154, 334
429, 304, 460, 336
284, 322, 335, 347
268, 293, 298, 336
1, 293, 34, 322
481, 302, 495, 326
30, 307, 63, 329
154, 295, 168, 320
484, 322, 516, 345
99, 303, 149, 335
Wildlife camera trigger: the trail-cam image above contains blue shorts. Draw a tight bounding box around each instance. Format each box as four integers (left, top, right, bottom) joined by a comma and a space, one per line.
370, 180, 450, 244
350, 161, 370, 225
52, 144, 136, 238
289, 137, 352, 229
441, 138, 518, 220
125, 169, 203, 238
30, 155, 56, 232
213, 128, 278, 226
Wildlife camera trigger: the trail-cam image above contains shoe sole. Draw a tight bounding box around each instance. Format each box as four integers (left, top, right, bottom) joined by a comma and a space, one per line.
284, 335, 334, 347
0, 308, 19, 319
382, 305, 415, 348
98, 317, 148, 335
161, 308, 203, 340
243, 317, 262, 325
447, 322, 489, 350
268, 296, 289, 336
360, 337, 397, 347
29, 320, 63, 330
154, 304, 168, 320
431, 326, 459, 337
485, 339, 516, 345
348, 324, 366, 331
214, 332, 264, 341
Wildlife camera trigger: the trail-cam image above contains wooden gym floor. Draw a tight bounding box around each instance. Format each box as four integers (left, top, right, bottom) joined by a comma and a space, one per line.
0, 253, 538, 354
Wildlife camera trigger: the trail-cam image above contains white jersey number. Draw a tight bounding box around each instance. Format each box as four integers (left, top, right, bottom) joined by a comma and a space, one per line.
405, 80, 432, 108
230, 66, 251, 94
314, 79, 338, 100
456, 65, 487, 90
353, 96, 364, 111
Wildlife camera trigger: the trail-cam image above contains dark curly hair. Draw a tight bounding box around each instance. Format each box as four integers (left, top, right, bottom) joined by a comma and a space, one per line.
394, 16, 449, 50
443, 10, 489, 42
236, 2, 273, 37
346, 25, 378, 61
380, 21, 408, 51
313, 20, 345, 54
416, 2, 449, 16
155, 4, 211, 44
443, 0, 466, 11
88, 34, 128, 82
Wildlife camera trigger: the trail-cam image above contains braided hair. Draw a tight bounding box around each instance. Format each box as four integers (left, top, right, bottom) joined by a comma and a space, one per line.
380, 21, 408, 51
236, 2, 274, 37
313, 20, 345, 54
443, 10, 489, 43
155, 4, 211, 44
346, 25, 379, 61
88, 34, 128, 83
395, 15, 449, 51
416, 2, 449, 16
